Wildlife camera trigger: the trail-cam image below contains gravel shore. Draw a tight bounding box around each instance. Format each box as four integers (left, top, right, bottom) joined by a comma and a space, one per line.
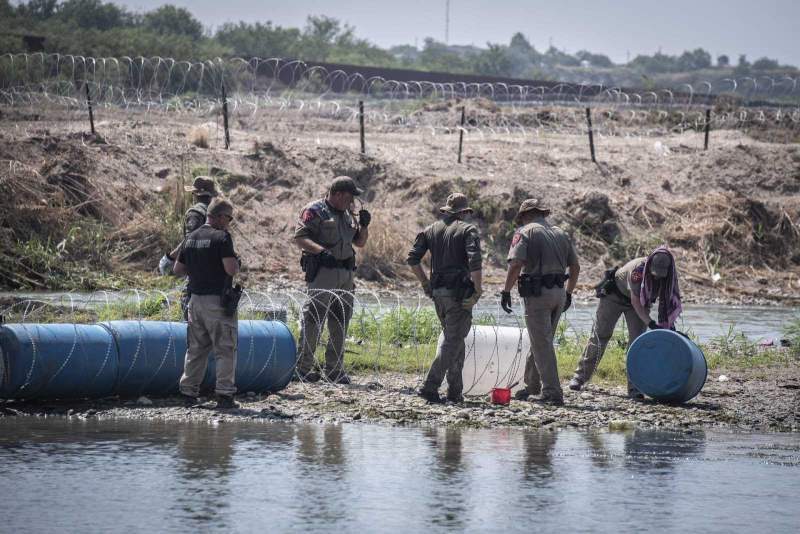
2, 365, 798, 432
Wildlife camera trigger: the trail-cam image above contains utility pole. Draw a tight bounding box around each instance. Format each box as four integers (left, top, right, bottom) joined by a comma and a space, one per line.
445, 0, 450, 44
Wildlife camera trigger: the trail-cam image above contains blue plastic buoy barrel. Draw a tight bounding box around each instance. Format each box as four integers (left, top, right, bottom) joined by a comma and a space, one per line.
626, 329, 708, 403
0, 320, 297, 400
0, 323, 118, 399
101, 321, 187, 398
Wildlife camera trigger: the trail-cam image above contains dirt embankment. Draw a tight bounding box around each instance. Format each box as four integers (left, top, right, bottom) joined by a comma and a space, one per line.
1, 106, 799, 303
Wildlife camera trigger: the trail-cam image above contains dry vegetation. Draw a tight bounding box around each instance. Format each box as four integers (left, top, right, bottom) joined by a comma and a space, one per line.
1, 103, 799, 303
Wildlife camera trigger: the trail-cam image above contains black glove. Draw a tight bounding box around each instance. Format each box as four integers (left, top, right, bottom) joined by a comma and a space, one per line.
564, 292, 573, 311
318, 250, 337, 268
648, 320, 660, 330
358, 209, 372, 227
500, 291, 513, 314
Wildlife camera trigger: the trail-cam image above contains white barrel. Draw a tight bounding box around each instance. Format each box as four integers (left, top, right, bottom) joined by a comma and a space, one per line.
442, 325, 529, 396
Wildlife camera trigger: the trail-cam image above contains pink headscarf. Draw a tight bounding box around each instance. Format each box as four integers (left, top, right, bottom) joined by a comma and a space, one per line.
639, 246, 683, 328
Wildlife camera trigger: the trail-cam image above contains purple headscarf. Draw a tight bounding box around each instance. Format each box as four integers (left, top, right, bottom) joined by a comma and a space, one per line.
639, 246, 682, 328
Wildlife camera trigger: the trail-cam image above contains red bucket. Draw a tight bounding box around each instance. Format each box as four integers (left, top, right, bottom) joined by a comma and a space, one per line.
490, 387, 512, 405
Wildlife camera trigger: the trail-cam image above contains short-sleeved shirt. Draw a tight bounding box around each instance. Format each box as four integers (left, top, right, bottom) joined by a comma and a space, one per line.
615, 257, 646, 299
294, 199, 359, 260
406, 217, 482, 273
184, 202, 208, 237
507, 217, 578, 275
179, 224, 236, 295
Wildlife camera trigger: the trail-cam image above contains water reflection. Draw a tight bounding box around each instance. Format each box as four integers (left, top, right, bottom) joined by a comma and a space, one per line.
423, 427, 467, 529
624, 430, 706, 471
522, 429, 558, 481
174, 424, 237, 528
0, 420, 798, 533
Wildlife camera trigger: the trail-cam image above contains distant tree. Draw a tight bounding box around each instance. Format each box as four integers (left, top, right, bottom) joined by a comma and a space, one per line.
0, 0, 14, 18
737, 54, 750, 67
56, 0, 131, 31
389, 44, 419, 65
14, 0, 59, 20
472, 43, 513, 76
629, 52, 679, 74
717, 54, 730, 67
418, 37, 470, 73
543, 46, 579, 67
575, 50, 614, 68
677, 48, 711, 70
509, 33, 534, 55
215, 21, 300, 58
297, 15, 346, 60
144, 5, 204, 40
752, 57, 780, 70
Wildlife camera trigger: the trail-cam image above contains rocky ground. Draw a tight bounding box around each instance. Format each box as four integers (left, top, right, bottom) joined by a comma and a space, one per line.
3, 364, 798, 432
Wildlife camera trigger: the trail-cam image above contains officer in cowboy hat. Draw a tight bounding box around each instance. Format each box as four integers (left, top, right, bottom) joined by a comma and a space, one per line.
407, 192, 483, 403
501, 198, 580, 406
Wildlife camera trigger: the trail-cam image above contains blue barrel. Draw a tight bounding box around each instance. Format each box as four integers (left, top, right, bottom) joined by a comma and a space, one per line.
0, 320, 297, 400
0, 323, 118, 399
204, 320, 297, 394
101, 321, 187, 397
626, 330, 708, 403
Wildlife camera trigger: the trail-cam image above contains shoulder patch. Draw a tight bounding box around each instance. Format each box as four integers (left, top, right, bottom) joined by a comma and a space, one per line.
511, 233, 522, 247
631, 264, 644, 284
301, 208, 317, 223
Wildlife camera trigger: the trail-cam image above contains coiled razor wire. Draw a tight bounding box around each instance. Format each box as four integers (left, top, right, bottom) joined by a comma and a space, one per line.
0, 287, 597, 398
0, 53, 798, 154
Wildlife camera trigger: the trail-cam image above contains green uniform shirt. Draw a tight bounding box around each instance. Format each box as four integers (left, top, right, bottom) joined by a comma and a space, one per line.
507, 217, 578, 275
615, 257, 647, 299
406, 217, 482, 273
294, 199, 359, 260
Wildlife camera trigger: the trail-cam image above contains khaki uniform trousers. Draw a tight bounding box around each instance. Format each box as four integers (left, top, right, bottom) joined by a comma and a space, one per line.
422, 295, 473, 396
297, 267, 355, 376
573, 293, 647, 391
180, 294, 238, 397
523, 286, 566, 400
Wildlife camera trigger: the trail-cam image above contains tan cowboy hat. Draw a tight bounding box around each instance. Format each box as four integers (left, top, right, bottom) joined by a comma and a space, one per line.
184, 176, 218, 197
439, 193, 473, 214
514, 198, 551, 224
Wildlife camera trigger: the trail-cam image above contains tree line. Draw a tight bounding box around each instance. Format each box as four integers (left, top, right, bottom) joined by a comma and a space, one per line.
1, 0, 796, 83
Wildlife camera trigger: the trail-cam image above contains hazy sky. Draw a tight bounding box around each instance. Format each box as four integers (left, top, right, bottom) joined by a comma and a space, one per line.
115, 0, 799, 66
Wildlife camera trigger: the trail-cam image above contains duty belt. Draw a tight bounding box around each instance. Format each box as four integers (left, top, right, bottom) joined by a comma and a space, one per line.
331, 257, 356, 270
518, 273, 569, 298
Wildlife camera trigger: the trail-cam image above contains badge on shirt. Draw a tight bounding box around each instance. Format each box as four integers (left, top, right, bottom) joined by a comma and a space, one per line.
511, 233, 522, 247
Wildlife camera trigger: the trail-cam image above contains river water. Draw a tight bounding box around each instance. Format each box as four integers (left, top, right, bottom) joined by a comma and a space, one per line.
1, 291, 797, 342
0, 419, 798, 533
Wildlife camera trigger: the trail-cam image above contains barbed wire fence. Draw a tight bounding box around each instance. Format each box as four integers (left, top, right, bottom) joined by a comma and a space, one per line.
1, 53, 799, 158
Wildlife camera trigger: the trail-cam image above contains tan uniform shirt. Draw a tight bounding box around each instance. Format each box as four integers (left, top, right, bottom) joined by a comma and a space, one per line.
614, 257, 646, 299
406, 217, 482, 273
507, 217, 578, 275
294, 199, 359, 260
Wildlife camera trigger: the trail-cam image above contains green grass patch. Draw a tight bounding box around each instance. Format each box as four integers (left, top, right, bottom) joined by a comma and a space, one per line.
2, 302, 795, 384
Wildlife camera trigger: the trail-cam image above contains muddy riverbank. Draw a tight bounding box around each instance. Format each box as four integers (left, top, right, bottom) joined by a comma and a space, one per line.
3, 364, 798, 432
